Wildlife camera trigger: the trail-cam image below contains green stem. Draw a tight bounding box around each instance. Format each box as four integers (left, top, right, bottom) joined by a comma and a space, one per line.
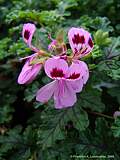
33, 151, 37, 160
86, 110, 114, 119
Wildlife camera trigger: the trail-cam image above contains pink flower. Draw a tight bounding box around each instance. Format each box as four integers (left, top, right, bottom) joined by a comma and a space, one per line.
18, 23, 44, 84
18, 55, 42, 84
48, 40, 57, 51
36, 57, 89, 109
68, 27, 94, 58
22, 23, 38, 52
113, 111, 120, 118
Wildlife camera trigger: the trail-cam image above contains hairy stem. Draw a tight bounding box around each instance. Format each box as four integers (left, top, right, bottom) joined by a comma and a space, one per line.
85, 110, 114, 119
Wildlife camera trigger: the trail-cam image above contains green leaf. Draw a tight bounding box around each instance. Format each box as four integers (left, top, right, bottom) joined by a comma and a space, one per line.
108, 86, 120, 104
24, 82, 40, 102
0, 38, 12, 59
0, 104, 14, 123
37, 104, 89, 149
57, 0, 78, 13
79, 87, 105, 112
98, 59, 120, 80
111, 117, 120, 138
94, 29, 112, 46
66, 107, 89, 131
106, 37, 120, 59
91, 44, 102, 59
39, 10, 64, 25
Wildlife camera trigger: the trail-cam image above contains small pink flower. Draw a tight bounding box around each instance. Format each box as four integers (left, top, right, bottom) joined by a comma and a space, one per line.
68, 27, 94, 58
113, 111, 120, 118
36, 57, 89, 109
48, 40, 57, 51
22, 23, 36, 46
22, 23, 38, 52
18, 23, 43, 85
18, 55, 42, 84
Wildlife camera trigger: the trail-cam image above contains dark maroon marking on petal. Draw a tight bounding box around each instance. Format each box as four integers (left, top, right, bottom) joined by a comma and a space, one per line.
24, 30, 30, 40
74, 48, 78, 54
68, 72, 80, 79
72, 38, 76, 44
50, 68, 65, 78
88, 38, 93, 48
72, 34, 85, 45
81, 48, 87, 54
79, 35, 85, 44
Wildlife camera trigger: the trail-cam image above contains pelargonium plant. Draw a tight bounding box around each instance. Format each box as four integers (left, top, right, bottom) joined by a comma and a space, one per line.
17, 23, 94, 109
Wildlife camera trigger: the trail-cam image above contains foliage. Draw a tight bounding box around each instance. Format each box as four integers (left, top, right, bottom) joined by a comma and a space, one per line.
112, 117, 120, 138
0, 0, 120, 159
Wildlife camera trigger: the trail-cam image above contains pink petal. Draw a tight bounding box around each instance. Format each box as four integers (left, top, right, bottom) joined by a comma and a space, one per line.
80, 61, 89, 84
67, 79, 83, 93
68, 27, 93, 58
65, 60, 89, 93
19, 53, 38, 61
22, 23, 36, 48
17, 57, 42, 84
44, 57, 68, 79
73, 60, 89, 84
66, 61, 82, 80
66, 60, 89, 84
54, 80, 77, 109
36, 81, 57, 103
113, 111, 120, 118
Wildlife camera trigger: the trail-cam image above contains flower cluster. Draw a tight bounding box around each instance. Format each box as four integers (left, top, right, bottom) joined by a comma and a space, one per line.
18, 23, 94, 109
